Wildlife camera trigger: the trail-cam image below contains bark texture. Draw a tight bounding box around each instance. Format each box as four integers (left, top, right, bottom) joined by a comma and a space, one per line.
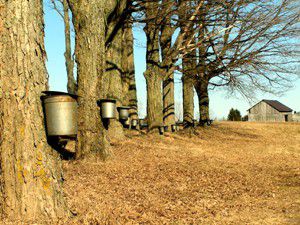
104, 0, 128, 141
144, 70, 163, 130
0, 0, 67, 220
161, 0, 175, 127
68, 0, 111, 159
122, 21, 138, 121
63, 0, 76, 95
144, 2, 163, 130
195, 79, 210, 124
163, 73, 175, 127
182, 55, 196, 124
195, 7, 210, 125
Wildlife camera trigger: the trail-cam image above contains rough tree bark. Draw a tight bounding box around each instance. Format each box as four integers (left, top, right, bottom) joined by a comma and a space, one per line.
68, 0, 111, 159
144, 1, 163, 130
161, 0, 175, 128
182, 54, 196, 124
0, 0, 67, 220
195, 7, 209, 125
179, 1, 197, 126
195, 78, 210, 124
122, 21, 138, 120
144, 69, 163, 130
63, 0, 76, 95
104, 0, 128, 141
162, 72, 175, 127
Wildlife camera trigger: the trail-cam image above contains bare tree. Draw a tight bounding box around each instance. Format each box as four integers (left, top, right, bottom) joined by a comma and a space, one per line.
67, 0, 112, 159
103, 0, 139, 139
136, 0, 206, 130
182, 51, 196, 124
143, 0, 164, 131
122, 19, 139, 121
51, 0, 77, 94
161, 0, 176, 128
0, 0, 67, 220
180, 2, 197, 125
188, 0, 300, 124
104, 0, 129, 141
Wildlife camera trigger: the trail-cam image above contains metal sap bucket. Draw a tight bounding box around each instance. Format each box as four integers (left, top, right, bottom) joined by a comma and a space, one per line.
139, 119, 147, 130
159, 126, 164, 135
139, 119, 145, 126
99, 99, 116, 119
118, 106, 130, 120
176, 121, 184, 130
193, 119, 198, 127
123, 118, 130, 128
164, 125, 169, 132
171, 124, 177, 132
131, 119, 138, 127
124, 119, 130, 126
42, 91, 78, 137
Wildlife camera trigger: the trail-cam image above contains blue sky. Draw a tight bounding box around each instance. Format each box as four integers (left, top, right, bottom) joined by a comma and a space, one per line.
44, 2, 300, 119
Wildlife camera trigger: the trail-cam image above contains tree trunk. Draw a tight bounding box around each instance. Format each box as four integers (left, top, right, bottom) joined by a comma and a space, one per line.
122, 21, 138, 120
63, 0, 76, 95
182, 53, 196, 125
145, 71, 163, 130
182, 75, 194, 123
144, 43, 163, 130
161, 0, 175, 128
104, 0, 128, 141
163, 73, 175, 127
144, 2, 163, 131
195, 79, 210, 125
182, 69, 194, 124
68, 0, 111, 159
195, 7, 209, 126
179, 2, 198, 127
0, 0, 67, 220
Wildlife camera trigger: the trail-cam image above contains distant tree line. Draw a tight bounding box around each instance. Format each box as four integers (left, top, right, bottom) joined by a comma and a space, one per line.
227, 108, 242, 121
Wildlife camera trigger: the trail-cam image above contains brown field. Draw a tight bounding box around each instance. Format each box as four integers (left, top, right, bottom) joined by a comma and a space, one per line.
2, 122, 299, 224
60, 122, 300, 224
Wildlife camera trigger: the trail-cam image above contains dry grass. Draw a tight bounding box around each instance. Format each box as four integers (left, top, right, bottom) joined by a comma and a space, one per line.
1, 122, 298, 224
60, 122, 300, 224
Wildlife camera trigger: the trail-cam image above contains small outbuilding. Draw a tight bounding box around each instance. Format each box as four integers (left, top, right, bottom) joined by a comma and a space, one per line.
248, 100, 293, 122
293, 112, 300, 122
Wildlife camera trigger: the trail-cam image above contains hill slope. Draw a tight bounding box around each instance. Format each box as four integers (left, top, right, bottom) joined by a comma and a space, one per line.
63, 122, 300, 224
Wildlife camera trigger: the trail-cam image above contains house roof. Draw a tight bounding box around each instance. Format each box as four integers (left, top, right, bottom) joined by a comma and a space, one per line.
248, 100, 293, 112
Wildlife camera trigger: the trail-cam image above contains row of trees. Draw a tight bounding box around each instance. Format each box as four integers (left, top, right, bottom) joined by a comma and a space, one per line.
0, 0, 299, 222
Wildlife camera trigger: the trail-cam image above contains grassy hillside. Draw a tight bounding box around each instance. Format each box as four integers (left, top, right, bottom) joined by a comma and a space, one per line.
59, 122, 300, 224
3, 122, 298, 224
